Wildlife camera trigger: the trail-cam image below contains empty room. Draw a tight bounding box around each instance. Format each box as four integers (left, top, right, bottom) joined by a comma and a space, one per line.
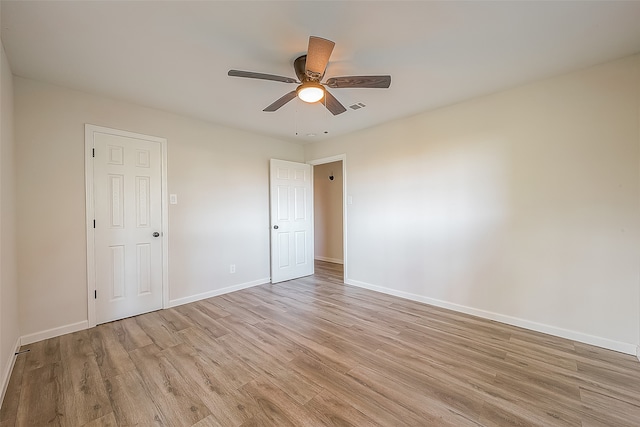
1, 1, 640, 426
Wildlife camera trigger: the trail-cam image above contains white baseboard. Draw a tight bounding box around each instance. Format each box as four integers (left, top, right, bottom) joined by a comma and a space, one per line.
345, 278, 637, 356
20, 320, 89, 346
169, 277, 270, 308
1, 336, 22, 406
314, 256, 344, 265
16, 278, 269, 347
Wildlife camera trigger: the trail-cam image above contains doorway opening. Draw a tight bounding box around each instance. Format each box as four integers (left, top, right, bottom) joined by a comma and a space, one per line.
308, 155, 346, 281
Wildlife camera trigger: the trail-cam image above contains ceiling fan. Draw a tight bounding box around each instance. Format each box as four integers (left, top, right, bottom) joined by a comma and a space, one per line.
228, 36, 391, 116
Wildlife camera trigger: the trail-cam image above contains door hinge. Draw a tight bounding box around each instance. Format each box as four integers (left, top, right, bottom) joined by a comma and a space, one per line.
92, 148, 95, 157
94, 290, 97, 299
93, 219, 96, 228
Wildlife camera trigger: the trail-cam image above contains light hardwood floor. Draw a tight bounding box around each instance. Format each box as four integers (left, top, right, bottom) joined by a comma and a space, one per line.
2, 261, 640, 426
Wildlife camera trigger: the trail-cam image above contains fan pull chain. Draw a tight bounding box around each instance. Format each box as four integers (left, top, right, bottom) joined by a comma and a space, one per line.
323, 94, 330, 136
294, 100, 299, 136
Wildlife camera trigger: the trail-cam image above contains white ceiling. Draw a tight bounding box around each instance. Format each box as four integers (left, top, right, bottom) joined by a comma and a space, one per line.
3, 1, 640, 144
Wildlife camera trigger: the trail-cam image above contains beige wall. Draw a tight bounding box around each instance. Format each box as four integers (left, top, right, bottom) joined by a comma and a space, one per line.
637, 56, 640, 354
14, 77, 303, 339
313, 161, 343, 263
8, 51, 640, 356
305, 55, 640, 354
0, 38, 19, 396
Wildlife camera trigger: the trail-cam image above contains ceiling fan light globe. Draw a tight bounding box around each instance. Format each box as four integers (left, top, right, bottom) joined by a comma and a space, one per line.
297, 83, 325, 103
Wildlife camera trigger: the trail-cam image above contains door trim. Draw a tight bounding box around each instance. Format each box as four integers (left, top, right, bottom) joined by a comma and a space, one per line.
307, 154, 347, 281
84, 124, 169, 328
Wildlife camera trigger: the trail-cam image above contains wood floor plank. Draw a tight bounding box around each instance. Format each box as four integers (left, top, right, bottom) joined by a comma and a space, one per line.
81, 411, 118, 427
59, 332, 112, 426
487, 373, 583, 426
176, 327, 260, 388
2, 261, 640, 426
157, 307, 194, 333
264, 364, 324, 406
367, 348, 487, 423
503, 338, 579, 372
15, 362, 65, 426
215, 315, 296, 363
193, 300, 232, 319
0, 353, 25, 427
346, 363, 483, 426
135, 311, 184, 349
478, 401, 548, 427
21, 337, 61, 372
191, 414, 225, 427
304, 390, 385, 427
89, 324, 136, 380
129, 344, 212, 426
216, 334, 289, 378
206, 298, 264, 325
60, 377, 112, 427
241, 375, 328, 427
174, 304, 231, 339
376, 334, 499, 386
110, 316, 155, 352
104, 370, 167, 426
161, 343, 256, 426
59, 330, 99, 385
254, 318, 360, 374
289, 353, 424, 426
579, 388, 640, 427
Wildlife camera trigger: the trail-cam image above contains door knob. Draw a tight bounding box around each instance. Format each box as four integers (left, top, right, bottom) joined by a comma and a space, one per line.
273, 225, 279, 229
153, 232, 160, 237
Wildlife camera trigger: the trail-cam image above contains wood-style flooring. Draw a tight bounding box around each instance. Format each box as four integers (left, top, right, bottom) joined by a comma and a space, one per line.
2, 261, 640, 426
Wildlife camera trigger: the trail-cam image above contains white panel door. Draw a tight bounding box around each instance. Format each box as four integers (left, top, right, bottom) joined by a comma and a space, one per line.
270, 159, 314, 283
93, 130, 163, 323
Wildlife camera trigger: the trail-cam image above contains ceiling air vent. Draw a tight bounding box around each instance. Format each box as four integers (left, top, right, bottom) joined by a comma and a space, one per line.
349, 102, 366, 110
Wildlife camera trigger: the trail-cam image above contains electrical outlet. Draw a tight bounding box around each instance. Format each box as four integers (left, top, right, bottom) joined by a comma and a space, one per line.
230, 264, 236, 274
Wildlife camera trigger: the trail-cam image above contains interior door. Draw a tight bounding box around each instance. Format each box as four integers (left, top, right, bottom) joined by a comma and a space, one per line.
92, 129, 164, 324
270, 159, 314, 283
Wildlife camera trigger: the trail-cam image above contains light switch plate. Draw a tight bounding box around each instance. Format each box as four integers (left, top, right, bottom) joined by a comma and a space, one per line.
170, 194, 178, 205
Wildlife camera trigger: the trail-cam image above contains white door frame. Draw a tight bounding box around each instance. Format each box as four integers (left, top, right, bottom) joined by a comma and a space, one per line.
307, 154, 347, 281
85, 124, 169, 328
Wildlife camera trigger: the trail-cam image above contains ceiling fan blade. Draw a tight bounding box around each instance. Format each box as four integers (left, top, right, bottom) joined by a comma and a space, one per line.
306, 36, 335, 76
324, 90, 347, 116
263, 91, 298, 112
228, 70, 298, 84
325, 75, 391, 89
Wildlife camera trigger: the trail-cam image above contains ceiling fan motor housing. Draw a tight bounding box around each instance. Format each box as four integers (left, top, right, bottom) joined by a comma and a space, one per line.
294, 55, 323, 82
